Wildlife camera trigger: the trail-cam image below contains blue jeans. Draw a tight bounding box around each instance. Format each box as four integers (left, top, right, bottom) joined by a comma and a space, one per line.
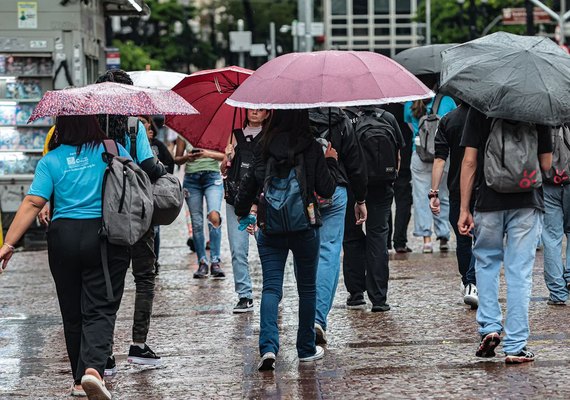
315, 186, 347, 331
411, 152, 450, 240
226, 203, 253, 300
183, 171, 224, 264
449, 199, 476, 286
542, 184, 570, 302
257, 228, 320, 358
473, 208, 540, 355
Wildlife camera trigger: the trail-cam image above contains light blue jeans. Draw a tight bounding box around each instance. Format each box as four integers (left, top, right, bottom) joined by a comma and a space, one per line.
183, 171, 224, 264
226, 203, 254, 300
411, 152, 450, 240
542, 184, 570, 302
315, 186, 348, 331
473, 208, 540, 355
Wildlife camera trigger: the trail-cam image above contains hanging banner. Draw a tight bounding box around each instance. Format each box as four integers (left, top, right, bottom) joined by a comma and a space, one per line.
17, 2, 38, 29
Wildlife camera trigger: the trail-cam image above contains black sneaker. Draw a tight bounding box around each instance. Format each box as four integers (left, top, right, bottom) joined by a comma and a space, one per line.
210, 262, 225, 279
233, 298, 254, 313
505, 348, 535, 364
475, 332, 501, 358
127, 344, 161, 366
193, 262, 209, 279
258, 352, 276, 371
104, 355, 117, 376
395, 246, 413, 253
371, 304, 391, 312
346, 292, 366, 309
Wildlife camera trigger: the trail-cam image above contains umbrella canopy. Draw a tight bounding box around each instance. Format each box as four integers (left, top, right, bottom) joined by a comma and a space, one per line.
28, 82, 198, 122
440, 32, 570, 126
225, 50, 433, 109
393, 44, 457, 75
128, 70, 188, 90
166, 66, 253, 152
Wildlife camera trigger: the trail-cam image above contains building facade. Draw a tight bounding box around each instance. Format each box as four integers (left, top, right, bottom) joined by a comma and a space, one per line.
323, 0, 423, 57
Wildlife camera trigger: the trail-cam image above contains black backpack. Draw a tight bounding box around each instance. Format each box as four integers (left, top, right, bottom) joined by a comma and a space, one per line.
224, 129, 259, 205
349, 108, 399, 184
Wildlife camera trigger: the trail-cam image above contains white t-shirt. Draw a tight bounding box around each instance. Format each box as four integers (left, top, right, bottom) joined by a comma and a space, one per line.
242, 125, 262, 140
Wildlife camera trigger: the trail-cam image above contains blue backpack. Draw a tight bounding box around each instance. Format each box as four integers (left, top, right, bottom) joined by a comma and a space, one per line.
258, 155, 314, 234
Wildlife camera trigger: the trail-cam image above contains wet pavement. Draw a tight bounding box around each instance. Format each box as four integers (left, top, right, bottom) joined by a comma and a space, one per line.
2, 207, 570, 399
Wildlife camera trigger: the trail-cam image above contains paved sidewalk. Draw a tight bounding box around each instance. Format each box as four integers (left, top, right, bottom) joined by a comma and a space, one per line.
1, 209, 570, 399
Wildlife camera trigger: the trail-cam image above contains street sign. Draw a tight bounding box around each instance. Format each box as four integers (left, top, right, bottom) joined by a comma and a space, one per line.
105, 47, 120, 70
296, 22, 325, 37
229, 31, 252, 52
502, 7, 551, 25
250, 43, 268, 57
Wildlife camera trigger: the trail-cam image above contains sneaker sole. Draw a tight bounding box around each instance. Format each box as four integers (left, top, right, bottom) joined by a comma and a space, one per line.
127, 356, 162, 366
463, 295, 479, 308
475, 333, 501, 358
346, 303, 367, 310
103, 366, 117, 376
299, 349, 324, 362
193, 274, 208, 279
233, 307, 254, 314
81, 376, 111, 400
505, 355, 535, 364
211, 275, 226, 280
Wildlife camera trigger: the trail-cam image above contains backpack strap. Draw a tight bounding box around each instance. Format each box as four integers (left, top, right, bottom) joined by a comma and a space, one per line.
429, 94, 443, 115
233, 129, 247, 145
127, 117, 139, 161
100, 138, 118, 302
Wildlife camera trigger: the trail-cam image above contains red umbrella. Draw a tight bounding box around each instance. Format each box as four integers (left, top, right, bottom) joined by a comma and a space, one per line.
28, 82, 198, 122
166, 66, 253, 152
226, 51, 433, 109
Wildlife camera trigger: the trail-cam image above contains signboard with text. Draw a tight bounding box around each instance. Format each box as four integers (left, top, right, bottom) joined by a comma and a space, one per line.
17, 2, 37, 29
502, 7, 551, 25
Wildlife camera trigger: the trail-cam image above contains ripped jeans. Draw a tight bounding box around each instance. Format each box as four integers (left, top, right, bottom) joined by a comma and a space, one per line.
183, 171, 224, 264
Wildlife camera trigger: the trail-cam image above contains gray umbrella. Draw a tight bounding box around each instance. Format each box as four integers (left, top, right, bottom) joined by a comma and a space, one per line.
439, 32, 570, 126
393, 44, 457, 75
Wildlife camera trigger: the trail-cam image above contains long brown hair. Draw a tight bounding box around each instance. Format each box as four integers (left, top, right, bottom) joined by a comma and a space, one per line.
411, 100, 428, 119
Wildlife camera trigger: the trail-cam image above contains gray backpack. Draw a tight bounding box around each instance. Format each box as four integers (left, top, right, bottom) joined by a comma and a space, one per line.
484, 119, 541, 193
101, 139, 154, 246
416, 95, 443, 163
151, 173, 184, 225
544, 125, 570, 185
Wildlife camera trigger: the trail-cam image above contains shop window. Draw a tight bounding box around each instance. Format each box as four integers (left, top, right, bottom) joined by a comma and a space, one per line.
353, 0, 367, 14
331, 0, 347, 15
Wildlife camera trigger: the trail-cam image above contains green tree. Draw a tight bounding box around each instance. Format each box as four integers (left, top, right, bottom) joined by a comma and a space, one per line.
112, 40, 161, 71
417, 0, 558, 44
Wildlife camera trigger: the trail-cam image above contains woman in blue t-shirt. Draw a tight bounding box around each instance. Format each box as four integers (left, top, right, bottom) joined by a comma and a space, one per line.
0, 115, 130, 400
404, 93, 456, 253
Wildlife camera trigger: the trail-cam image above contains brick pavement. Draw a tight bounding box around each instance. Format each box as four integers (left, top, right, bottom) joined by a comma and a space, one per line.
1, 209, 570, 399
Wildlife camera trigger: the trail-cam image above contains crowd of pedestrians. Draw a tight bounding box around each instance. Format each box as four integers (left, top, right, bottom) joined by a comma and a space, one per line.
0, 54, 567, 400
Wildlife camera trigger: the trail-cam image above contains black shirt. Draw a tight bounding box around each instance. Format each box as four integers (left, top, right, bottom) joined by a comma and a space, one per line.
460, 108, 552, 212
150, 138, 175, 174
434, 105, 469, 202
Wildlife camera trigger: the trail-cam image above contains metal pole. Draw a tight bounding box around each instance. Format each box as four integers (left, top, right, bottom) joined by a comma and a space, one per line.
292, 20, 298, 52
426, 0, 431, 44
561, 0, 567, 45
237, 19, 245, 67
304, 0, 313, 52
269, 22, 276, 60
525, 0, 535, 35
297, 0, 305, 52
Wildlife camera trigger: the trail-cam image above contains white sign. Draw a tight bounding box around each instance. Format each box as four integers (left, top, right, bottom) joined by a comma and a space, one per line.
296, 22, 325, 37
229, 31, 252, 52
17, 2, 37, 29
29, 40, 47, 49
250, 43, 268, 57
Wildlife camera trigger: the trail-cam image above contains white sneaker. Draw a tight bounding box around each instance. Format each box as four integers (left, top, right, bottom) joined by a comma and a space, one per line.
299, 345, 325, 362
81, 374, 112, 400
463, 283, 479, 308
257, 352, 276, 371
315, 323, 327, 345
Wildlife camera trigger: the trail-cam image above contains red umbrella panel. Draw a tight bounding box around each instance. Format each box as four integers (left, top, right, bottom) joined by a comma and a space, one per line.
166, 66, 254, 152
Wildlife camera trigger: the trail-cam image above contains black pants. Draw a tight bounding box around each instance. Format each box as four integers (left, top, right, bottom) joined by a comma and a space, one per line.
343, 183, 394, 306
130, 226, 156, 343
47, 218, 130, 383
389, 167, 413, 249
449, 198, 476, 285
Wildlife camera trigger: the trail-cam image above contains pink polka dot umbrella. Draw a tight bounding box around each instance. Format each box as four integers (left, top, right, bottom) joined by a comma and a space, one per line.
28, 82, 199, 123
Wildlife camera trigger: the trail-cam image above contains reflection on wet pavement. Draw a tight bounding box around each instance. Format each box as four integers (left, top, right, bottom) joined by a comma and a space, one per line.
1, 209, 570, 399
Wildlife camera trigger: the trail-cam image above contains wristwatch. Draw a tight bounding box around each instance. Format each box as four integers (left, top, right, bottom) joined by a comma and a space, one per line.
428, 189, 439, 200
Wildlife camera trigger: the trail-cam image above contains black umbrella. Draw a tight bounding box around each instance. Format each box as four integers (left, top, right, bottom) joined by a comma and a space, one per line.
440, 32, 570, 126
393, 44, 457, 75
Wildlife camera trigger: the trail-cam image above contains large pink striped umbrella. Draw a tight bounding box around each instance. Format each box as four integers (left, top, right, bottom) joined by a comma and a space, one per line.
226, 50, 433, 109
166, 66, 253, 152
28, 82, 198, 122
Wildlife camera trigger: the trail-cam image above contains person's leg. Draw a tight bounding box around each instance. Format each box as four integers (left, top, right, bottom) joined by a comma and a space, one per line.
130, 226, 156, 345
184, 173, 207, 264
449, 198, 475, 285
542, 185, 568, 302
393, 168, 412, 250
342, 189, 366, 296
563, 185, 570, 286
257, 232, 288, 356
153, 225, 160, 262
473, 211, 505, 336
365, 184, 393, 307
47, 219, 83, 385
203, 172, 224, 264
433, 166, 451, 242
315, 186, 347, 331
79, 219, 130, 378
502, 208, 540, 355
410, 152, 434, 247
226, 203, 253, 300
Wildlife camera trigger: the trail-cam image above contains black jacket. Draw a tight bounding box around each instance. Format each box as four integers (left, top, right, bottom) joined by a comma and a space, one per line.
309, 108, 367, 202
234, 130, 338, 226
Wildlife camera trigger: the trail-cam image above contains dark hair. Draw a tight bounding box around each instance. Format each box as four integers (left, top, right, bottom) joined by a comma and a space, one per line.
139, 115, 159, 139
49, 115, 106, 155
260, 109, 311, 160
95, 69, 134, 146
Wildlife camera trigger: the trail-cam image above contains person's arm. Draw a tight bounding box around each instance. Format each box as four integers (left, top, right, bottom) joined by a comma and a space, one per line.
540, 153, 552, 172
429, 158, 446, 216
537, 125, 553, 172
314, 142, 338, 199
0, 195, 47, 271
234, 148, 264, 217
198, 149, 225, 162
339, 118, 367, 202
174, 137, 191, 165
458, 147, 477, 237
